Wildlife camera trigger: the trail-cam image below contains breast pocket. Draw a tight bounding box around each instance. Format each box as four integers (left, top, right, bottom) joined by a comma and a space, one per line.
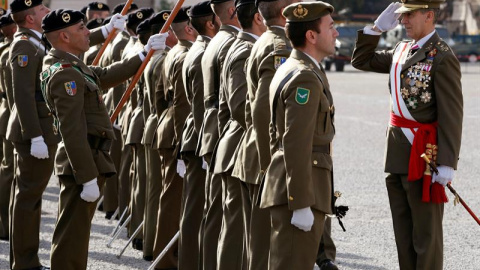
316, 96, 333, 135
84, 80, 105, 110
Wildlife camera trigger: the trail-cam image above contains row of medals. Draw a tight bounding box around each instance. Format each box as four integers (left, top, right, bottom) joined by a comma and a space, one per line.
401, 49, 437, 110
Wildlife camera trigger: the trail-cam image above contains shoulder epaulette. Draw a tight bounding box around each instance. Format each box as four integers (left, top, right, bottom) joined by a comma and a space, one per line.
435, 40, 450, 52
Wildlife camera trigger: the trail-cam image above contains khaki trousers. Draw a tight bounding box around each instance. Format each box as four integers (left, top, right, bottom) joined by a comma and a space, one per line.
129, 144, 146, 239
269, 205, 325, 270
0, 137, 14, 239
50, 175, 107, 270
386, 173, 444, 270
103, 128, 121, 213
178, 152, 206, 270
10, 143, 56, 269
316, 217, 336, 264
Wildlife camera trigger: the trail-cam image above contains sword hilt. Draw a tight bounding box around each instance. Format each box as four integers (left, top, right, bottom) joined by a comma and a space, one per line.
420, 153, 439, 174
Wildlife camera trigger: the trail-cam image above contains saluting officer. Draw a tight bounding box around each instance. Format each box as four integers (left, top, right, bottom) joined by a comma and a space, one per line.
259, 2, 338, 269
0, 12, 16, 242
40, 9, 166, 269
352, 1, 463, 269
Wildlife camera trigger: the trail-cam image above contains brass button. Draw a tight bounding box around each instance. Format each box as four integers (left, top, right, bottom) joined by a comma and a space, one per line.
401, 74, 404, 78
102, 131, 106, 137
313, 160, 318, 165
21, 129, 25, 133
48, 112, 52, 116
289, 196, 294, 201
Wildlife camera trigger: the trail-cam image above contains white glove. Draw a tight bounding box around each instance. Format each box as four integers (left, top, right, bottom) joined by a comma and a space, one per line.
202, 157, 208, 170
30, 136, 49, 159
177, 159, 186, 178
105, 13, 127, 33
80, 178, 100, 202
291, 207, 314, 232
374, 2, 402, 32
144, 33, 168, 53
113, 124, 122, 130
432, 165, 454, 186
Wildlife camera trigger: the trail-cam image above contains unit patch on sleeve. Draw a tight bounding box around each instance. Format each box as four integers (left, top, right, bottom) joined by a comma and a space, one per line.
274, 56, 287, 70
17, 55, 28, 67
64, 81, 77, 96
295, 87, 310, 105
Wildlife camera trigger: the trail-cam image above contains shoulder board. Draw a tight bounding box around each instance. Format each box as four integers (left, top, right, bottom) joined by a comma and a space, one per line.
41, 62, 71, 81
434, 40, 450, 52
19, 35, 28, 40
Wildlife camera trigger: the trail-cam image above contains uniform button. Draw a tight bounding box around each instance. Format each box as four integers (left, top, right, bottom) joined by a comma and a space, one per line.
48, 112, 52, 116
102, 131, 106, 137
73, 169, 77, 174
289, 196, 294, 201
21, 129, 25, 133
401, 74, 404, 78
313, 160, 318, 165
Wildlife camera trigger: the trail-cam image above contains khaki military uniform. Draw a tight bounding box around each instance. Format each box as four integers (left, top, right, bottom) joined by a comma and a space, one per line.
352, 30, 462, 270
84, 44, 101, 65
231, 26, 292, 270
0, 40, 13, 240
213, 32, 258, 270
142, 49, 168, 259
177, 35, 210, 270
42, 49, 143, 270
153, 39, 191, 269
197, 24, 238, 270
260, 49, 335, 270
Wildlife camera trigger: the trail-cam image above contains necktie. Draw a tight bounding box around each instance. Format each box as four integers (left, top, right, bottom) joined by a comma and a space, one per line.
411, 44, 420, 52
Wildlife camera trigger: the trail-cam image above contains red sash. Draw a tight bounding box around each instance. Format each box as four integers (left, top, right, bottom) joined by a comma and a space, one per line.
390, 113, 448, 203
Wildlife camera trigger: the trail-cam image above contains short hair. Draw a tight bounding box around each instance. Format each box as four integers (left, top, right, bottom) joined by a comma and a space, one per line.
420, 8, 440, 23
258, 0, 295, 26
211, 1, 234, 22
171, 21, 188, 37
285, 17, 321, 48
190, 15, 213, 35
11, 8, 35, 25
237, 3, 257, 29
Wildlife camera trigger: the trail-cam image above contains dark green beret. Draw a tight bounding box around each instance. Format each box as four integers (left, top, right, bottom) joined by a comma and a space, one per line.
172, 6, 190, 23
188, 1, 214, 18
113, 3, 139, 15
86, 18, 104, 29
10, 0, 43, 14
42, 9, 86, 33
87, 2, 110, 12
0, 13, 15, 27
395, 0, 445, 13
283, 1, 334, 23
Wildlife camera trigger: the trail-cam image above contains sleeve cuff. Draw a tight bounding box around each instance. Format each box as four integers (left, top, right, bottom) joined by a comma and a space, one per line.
101, 26, 109, 39
363, 26, 382, 36
138, 51, 147, 61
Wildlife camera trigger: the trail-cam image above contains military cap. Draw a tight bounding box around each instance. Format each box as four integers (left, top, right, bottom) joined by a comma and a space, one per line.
395, 0, 445, 13
282, 1, 334, 23
136, 18, 151, 34
113, 3, 139, 15
0, 8, 6, 16
126, 8, 154, 30
188, 1, 214, 18
87, 2, 110, 12
10, 0, 43, 14
150, 10, 170, 27
235, 0, 255, 8
86, 18, 104, 29
42, 9, 86, 33
0, 13, 15, 27
172, 6, 190, 23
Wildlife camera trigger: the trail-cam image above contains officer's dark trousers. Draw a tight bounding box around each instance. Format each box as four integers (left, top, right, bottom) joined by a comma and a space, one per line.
0, 137, 14, 239
129, 144, 146, 240
386, 173, 444, 270
316, 217, 336, 265
50, 175, 107, 270
103, 128, 121, 213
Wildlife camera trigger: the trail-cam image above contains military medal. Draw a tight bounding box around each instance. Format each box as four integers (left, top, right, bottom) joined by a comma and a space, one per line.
401, 87, 409, 98
406, 97, 418, 109
420, 91, 432, 103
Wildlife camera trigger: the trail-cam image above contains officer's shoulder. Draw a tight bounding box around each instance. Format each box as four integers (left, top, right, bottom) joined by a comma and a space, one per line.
433, 39, 451, 53
47, 61, 83, 83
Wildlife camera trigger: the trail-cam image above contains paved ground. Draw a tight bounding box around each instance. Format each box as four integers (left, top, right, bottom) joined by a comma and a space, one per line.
1, 62, 479, 270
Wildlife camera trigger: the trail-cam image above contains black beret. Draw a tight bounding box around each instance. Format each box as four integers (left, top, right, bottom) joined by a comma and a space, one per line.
172, 6, 190, 23
235, 0, 255, 8
0, 8, 6, 16
211, 0, 232, 4
113, 3, 138, 15
150, 10, 170, 27
10, 0, 43, 14
188, 1, 214, 18
126, 8, 154, 30
80, 6, 88, 15
102, 16, 111, 25
0, 14, 15, 28
42, 9, 86, 33
255, 0, 277, 7
136, 18, 151, 34
87, 2, 110, 12
86, 18, 104, 29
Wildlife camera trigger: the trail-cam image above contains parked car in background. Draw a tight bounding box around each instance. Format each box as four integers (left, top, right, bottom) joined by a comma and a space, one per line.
384, 24, 455, 50
325, 24, 363, 72
451, 35, 480, 62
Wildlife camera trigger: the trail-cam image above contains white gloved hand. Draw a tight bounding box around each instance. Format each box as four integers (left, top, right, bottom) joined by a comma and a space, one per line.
105, 13, 127, 33
202, 157, 208, 170
144, 33, 168, 53
30, 136, 49, 159
177, 159, 186, 178
432, 165, 454, 186
80, 178, 100, 202
374, 2, 402, 32
291, 207, 314, 232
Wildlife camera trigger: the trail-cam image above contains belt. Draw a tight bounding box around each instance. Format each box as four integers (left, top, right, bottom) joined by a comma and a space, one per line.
278, 143, 330, 154
35, 91, 45, 102
87, 134, 112, 151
